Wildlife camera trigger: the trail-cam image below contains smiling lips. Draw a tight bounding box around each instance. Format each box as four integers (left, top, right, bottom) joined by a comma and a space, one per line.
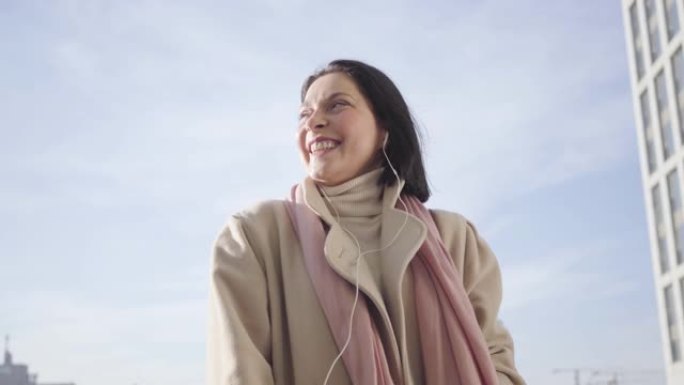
309, 138, 341, 155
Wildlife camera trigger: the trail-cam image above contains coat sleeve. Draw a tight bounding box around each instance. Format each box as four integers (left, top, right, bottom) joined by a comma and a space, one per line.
207, 214, 275, 385
433, 209, 526, 385
460, 219, 526, 385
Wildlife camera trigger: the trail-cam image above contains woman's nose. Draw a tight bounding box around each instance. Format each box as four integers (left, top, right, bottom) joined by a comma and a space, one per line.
305, 111, 327, 131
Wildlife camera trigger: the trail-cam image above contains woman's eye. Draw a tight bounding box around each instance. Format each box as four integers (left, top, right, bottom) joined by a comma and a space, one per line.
330, 101, 347, 110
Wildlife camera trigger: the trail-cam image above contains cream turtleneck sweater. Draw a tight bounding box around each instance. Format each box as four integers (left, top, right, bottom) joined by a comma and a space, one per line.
313, 167, 425, 383
317, 168, 385, 276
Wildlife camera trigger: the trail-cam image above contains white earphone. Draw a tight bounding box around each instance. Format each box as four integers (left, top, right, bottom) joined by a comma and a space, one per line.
320, 131, 410, 385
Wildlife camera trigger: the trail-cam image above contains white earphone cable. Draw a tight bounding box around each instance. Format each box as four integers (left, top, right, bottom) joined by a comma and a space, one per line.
321, 134, 409, 385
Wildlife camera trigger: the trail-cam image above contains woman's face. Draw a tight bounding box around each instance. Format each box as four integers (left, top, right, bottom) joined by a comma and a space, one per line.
298, 72, 384, 186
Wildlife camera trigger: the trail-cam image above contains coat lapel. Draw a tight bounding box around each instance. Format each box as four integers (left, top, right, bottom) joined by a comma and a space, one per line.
380, 180, 428, 298
302, 178, 388, 322
300, 177, 428, 374
379, 180, 427, 381
301, 178, 426, 298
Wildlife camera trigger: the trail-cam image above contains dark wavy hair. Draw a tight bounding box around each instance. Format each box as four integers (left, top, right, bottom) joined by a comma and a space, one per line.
300, 59, 431, 203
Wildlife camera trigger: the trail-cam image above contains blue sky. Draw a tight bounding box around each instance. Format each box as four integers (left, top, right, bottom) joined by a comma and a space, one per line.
0, 1, 666, 384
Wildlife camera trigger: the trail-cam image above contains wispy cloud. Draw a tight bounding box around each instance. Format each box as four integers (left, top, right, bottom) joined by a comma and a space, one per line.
416, 3, 632, 217
501, 241, 639, 311
2, 281, 206, 385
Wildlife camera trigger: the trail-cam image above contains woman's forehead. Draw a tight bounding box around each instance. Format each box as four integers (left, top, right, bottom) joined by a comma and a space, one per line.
302, 73, 360, 106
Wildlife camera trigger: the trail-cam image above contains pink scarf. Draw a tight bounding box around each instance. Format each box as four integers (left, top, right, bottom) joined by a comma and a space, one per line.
285, 184, 498, 385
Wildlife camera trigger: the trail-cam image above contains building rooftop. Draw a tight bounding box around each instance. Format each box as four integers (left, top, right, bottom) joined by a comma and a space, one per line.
0, 335, 74, 385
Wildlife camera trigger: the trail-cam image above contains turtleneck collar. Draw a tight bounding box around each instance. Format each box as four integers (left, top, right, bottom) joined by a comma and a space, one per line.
317, 168, 384, 218
302, 168, 406, 226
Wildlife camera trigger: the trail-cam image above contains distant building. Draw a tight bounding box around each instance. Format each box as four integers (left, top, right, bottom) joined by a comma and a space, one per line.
622, 1, 684, 385
0, 336, 73, 385
0, 344, 35, 385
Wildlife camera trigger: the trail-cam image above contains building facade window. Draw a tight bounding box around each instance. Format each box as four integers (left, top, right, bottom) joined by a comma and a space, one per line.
668, 169, 684, 265
663, 0, 680, 40
654, 184, 672, 273
642, 90, 658, 173
664, 284, 682, 362
672, 47, 684, 145
631, 3, 646, 79
646, 0, 663, 62
656, 71, 676, 159
681, 278, 684, 334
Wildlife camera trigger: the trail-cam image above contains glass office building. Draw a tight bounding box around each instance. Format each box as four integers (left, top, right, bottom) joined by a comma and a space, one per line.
623, 1, 684, 384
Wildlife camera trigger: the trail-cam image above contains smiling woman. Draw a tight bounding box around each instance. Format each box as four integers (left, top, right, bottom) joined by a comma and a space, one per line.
297, 73, 385, 186
207, 59, 526, 385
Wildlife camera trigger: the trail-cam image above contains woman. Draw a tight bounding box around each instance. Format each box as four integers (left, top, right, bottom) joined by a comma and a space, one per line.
208, 59, 526, 385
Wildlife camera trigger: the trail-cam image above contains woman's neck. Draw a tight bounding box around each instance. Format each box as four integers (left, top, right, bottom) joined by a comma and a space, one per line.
317, 167, 384, 219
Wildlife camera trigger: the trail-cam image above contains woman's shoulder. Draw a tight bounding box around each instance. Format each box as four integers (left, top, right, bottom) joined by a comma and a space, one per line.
428, 208, 485, 244
429, 208, 470, 230
231, 199, 288, 221
215, 199, 291, 240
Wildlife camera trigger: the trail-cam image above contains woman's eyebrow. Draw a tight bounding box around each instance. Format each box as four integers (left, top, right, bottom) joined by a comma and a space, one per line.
325, 92, 353, 101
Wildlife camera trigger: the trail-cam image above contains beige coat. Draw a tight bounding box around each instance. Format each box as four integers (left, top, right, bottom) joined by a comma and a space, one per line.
208, 179, 525, 385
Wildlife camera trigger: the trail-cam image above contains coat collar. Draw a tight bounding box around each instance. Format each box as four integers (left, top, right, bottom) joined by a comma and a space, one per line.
300, 176, 428, 367
301, 176, 427, 275
300, 177, 427, 372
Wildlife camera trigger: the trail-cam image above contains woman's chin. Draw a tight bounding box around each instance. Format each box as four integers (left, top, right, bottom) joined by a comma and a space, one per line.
309, 174, 337, 186
308, 169, 345, 186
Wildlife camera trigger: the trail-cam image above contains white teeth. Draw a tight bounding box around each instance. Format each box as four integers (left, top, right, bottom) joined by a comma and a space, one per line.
310, 140, 339, 152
